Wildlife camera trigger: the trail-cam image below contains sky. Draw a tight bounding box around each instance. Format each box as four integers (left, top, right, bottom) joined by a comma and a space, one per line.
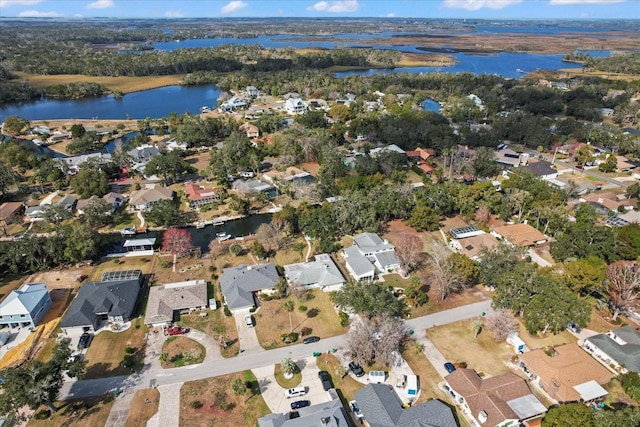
0, 0, 637, 20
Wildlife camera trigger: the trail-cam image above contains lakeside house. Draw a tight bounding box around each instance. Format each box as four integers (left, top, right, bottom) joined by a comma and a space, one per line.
184, 184, 220, 209
283, 254, 345, 292
144, 279, 208, 327
219, 264, 279, 313
127, 144, 160, 176
61, 152, 113, 175
129, 186, 174, 211
0, 283, 52, 330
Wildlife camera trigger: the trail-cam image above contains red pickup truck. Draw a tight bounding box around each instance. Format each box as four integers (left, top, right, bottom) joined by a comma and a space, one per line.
166, 326, 189, 336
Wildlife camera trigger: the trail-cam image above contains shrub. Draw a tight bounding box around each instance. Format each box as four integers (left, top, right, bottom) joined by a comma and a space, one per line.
124, 346, 135, 354
339, 311, 349, 327
223, 305, 232, 317
113, 259, 121, 264
34, 409, 51, 420
298, 305, 307, 312
189, 400, 202, 409
620, 372, 640, 401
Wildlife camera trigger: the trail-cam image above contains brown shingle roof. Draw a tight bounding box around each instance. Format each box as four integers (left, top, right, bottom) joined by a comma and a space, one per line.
519, 343, 614, 402
457, 234, 500, 259
0, 202, 24, 221
492, 224, 546, 247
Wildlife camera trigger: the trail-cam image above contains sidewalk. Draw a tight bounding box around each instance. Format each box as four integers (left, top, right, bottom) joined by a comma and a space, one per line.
146, 383, 182, 427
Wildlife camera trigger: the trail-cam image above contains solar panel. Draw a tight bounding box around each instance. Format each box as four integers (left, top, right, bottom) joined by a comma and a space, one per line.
101, 269, 142, 282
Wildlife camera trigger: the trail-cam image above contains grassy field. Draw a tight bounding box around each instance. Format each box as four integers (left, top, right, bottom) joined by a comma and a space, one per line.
83, 317, 147, 379
161, 336, 205, 368
253, 289, 346, 350
13, 72, 183, 94
88, 257, 155, 282
126, 388, 160, 427
428, 320, 514, 377
179, 307, 239, 358
274, 363, 302, 388
179, 371, 270, 427
27, 395, 114, 427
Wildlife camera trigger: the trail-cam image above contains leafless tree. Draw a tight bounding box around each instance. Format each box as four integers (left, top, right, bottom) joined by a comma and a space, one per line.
484, 308, 519, 342
395, 234, 424, 275
474, 206, 491, 224
426, 244, 464, 301
255, 217, 291, 251
605, 261, 640, 321
346, 314, 407, 368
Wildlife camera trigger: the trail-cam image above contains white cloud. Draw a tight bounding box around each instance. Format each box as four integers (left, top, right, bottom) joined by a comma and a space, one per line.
221, 1, 248, 14
443, 0, 522, 10
165, 9, 184, 18
384, 12, 396, 17
0, 0, 42, 7
17, 9, 63, 17
549, 0, 625, 4
85, 0, 114, 10
307, 0, 360, 12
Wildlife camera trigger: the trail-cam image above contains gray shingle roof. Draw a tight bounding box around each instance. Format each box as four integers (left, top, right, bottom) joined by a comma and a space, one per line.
353, 232, 394, 253
220, 264, 279, 311
283, 254, 345, 289
344, 246, 375, 278
587, 326, 640, 373
60, 278, 141, 328
258, 398, 349, 427
144, 280, 207, 324
355, 384, 457, 427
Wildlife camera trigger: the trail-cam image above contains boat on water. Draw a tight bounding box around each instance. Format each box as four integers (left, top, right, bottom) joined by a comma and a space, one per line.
212, 221, 224, 226
516, 68, 526, 73
216, 232, 232, 241
120, 227, 137, 236
195, 222, 206, 229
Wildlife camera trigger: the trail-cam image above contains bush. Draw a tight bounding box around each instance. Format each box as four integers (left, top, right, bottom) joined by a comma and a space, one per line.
34, 409, 51, 420
339, 311, 349, 327
189, 400, 203, 409
620, 372, 640, 402
298, 305, 307, 312
223, 305, 232, 317
124, 346, 135, 354
113, 259, 121, 264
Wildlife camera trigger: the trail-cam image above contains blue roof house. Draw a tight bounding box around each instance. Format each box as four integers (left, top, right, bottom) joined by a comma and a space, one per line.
0, 283, 52, 329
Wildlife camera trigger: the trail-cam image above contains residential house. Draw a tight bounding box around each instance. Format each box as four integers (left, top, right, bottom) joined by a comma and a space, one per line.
25, 205, 49, 220
129, 187, 174, 211
355, 383, 457, 427
496, 149, 526, 168
103, 192, 127, 210
46, 130, 71, 144
518, 343, 614, 403
239, 123, 260, 139
184, 184, 220, 209
76, 196, 99, 215
0, 202, 25, 226
258, 396, 349, 427
517, 160, 557, 181
220, 96, 247, 112
418, 163, 435, 176
231, 179, 277, 198
584, 326, 640, 374
406, 147, 435, 163
450, 233, 501, 261
144, 279, 208, 327
491, 224, 547, 247
581, 191, 634, 214
219, 264, 279, 313
123, 238, 156, 254
262, 167, 314, 188
56, 195, 77, 212
284, 254, 345, 292
245, 86, 260, 98
61, 152, 113, 175
445, 368, 546, 427
127, 144, 160, 176
449, 225, 485, 239
608, 210, 640, 227
31, 125, 50, 135
616, 155, 635, 173
369, 144, 406, 158
0, 283, 52, 329
285, 98, 308, 115
162, 138, 188, 152
342, 233, 400, 281
60, 271, 143, 333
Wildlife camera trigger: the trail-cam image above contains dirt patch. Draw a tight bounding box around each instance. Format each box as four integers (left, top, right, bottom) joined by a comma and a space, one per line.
160, 336, 205, 368
180, 371, 269, 427
298, 162, 320, 176
14, 72, 182, 94
184, 152, 211, 173
28, 395, 114, 427
126, 388, 160, 427
26, 268, 91, 290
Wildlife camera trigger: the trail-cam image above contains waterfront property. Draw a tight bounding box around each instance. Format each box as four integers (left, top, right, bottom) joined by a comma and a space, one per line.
129, 186, 174, 211
60, 270, 143, 334
127, 144, 161, 176
144, 279, 208, 327
0, 283, 52, 329
283, 254, 345, 292
61, 152, 113, 175
584, 326, 640, 374
184, 183, 220, 209
342, 232, 400, 281
219, 263, 279, 313
445, 368, 546, 426
123, 238, 156, 255
231, 179, 277, 198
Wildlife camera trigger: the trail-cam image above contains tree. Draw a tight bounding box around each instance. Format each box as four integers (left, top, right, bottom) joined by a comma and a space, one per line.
293, 241, 307, 261
281, 358, 297, 376
60, 222, 99, 262
619, 372, 640, 401
255, 218, 291, 251
550, 221, 617, 263
405, 276, 428, 307
145, 199, 194, 227
605, 261, 640, 320
599, 154, 617, 173
560, 256, 607, 298
395, 234, 424, 275
0, 341, 84, 418
2, 115, 29, 135
615, 223, 640, 260
283, 299, 295, 332
595, 406, 640, 427
70, 163, 111, 198
42, 204, 72, 227
542, 403, 594, 427
162, 227, 192, 257
0, 163, 19, 196
407, 203, 441, 232
331, 281, 406, 319
484, 308, 518, 342
229, 242, 243, 256
231, 378, 247, 404
426, 245, 468, 301
472, 147, 501, 178
144, 151, 194, 186
81, 198, 113, 228
470, 319, 482, 338
346, 314, 407, 367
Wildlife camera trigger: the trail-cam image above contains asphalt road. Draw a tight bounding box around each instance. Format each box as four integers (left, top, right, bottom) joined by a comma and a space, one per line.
60, 300, 492, 400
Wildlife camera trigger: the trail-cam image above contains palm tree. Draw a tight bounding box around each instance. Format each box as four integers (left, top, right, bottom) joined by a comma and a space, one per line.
283, 299, 295, 332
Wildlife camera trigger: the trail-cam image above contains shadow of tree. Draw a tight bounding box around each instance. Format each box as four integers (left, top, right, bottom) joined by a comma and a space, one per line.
307, 308, 320, 318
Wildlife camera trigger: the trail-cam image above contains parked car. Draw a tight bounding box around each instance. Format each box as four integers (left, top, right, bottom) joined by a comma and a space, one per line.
567, 321, 581, 333
349, 361, 365, 377
78, 333, 93, 350
167, 326, 188, 336
302, 336, 320, 344
245, 315, 254, 328
290, 400, 311, 410
349, 400, 364, 419
318, 370, 334, 391
444, 362, 456, 373
284, 387, 307, 399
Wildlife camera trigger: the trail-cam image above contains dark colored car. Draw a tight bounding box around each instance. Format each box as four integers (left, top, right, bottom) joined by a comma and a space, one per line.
567, 321, 581, 333
302, 336, 320, 344
444, 362, 456, 374
348, 362, 365, 377
78, 333, 93, 350
290, 400, 310, 410
318, 370, 334, 391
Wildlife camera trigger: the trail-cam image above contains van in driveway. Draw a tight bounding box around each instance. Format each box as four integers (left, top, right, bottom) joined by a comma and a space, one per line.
284, 387, 307, 398
245, 315, 254, 327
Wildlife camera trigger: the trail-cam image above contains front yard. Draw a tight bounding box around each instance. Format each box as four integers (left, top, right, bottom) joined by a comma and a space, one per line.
161, 336, 205, 368
253, 289, 347, 349
27, 395, 114, 427
126, 388, 160, 427
179, 371, 270, 426
179, 308, 239, 358
316, 353, 363, 402
401, 339, 447, 402
83, 317, 147, 379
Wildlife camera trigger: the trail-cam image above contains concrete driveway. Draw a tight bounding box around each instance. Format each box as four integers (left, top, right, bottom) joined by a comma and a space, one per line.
253, 356, 331, 414
186, 329, 223, 362
412, 329, 452, 378
234, 312, 263, 354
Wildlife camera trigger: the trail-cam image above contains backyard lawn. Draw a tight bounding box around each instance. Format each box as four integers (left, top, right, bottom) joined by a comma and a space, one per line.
179, 371, 270, 427
254, 289, 346, 349
428, 320, 514, 377
125, 388, 160, 427
515, 320, 577, 351
83, 317, 147, 379
88, 256, 154, 281
27, 395, 114, 427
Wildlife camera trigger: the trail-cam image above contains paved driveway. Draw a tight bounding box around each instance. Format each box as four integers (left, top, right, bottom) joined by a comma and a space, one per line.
253, 356, 331, 414
234, 312, 262, 354
186, 329, 223, 362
